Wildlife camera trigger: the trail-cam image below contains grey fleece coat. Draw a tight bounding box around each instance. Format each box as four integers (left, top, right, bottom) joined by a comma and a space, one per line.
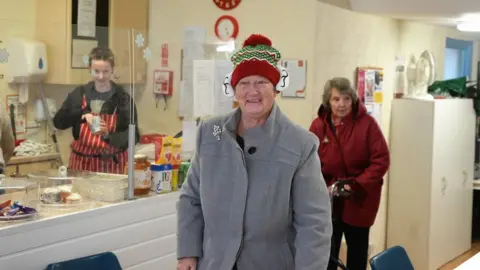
177, 104, 332, 270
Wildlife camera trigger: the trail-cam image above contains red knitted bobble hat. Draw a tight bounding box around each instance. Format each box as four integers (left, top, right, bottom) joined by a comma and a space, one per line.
230, 34, 282, 87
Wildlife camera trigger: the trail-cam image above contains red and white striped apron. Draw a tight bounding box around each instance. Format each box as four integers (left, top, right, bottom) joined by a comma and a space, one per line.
69, 94, 127, 173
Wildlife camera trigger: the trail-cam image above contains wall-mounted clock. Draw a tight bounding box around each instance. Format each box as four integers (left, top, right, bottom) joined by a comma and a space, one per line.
213, 0, 241, 11
215, 15, 239, 42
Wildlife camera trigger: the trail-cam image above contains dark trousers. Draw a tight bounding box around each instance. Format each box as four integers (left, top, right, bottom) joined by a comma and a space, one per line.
327, 220, 370, 270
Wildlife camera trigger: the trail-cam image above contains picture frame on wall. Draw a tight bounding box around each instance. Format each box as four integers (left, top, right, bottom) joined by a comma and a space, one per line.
280, 59, 307, 98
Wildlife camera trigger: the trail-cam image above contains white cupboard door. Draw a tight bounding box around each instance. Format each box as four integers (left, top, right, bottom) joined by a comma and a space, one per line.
388, 99, 435, 270
430, 100, 475, 268
448, 100, 475, 254
457, 102, 476, 251
447, 101, 469, 256
429, 174, 455, 270
429, 101, 461, 270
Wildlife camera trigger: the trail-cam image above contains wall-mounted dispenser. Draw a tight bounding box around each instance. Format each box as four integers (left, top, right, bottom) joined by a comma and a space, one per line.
7, 37, 48, 104
7, 37, 48, 84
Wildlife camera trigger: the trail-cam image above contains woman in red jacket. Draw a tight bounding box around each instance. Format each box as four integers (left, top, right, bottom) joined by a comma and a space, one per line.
309, 77, 389, 270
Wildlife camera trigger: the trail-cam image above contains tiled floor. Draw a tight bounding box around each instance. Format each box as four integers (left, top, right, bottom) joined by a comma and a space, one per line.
439, 241, 480, 270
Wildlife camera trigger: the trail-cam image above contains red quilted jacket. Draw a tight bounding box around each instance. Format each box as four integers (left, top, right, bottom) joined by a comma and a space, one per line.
309, 102, 389, 227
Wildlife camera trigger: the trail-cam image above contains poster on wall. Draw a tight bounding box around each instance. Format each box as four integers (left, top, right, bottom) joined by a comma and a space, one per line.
356, 67, 383, 124
77, 0, 97, 37
280, 59, 307, 98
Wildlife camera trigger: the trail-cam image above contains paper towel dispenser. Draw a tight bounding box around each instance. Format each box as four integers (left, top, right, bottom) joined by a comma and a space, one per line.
7, 37, 48, 84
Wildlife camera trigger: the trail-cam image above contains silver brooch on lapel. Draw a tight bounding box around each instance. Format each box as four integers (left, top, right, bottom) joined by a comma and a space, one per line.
213, 125, 221, 140
323, 136, 329, 144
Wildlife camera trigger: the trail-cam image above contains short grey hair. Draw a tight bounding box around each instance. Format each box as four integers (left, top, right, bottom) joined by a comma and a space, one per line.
322, 77, 358, 109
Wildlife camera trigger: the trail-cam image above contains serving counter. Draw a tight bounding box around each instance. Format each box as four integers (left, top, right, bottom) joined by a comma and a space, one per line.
0, 191, 180, 270
5, 153, 61, 176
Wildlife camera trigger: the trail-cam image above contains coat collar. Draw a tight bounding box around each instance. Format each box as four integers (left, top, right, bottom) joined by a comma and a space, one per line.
318, 101, 367, 126
223, 102, 283, 143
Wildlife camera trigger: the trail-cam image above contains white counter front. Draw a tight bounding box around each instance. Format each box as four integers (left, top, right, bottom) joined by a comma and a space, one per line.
0, 192, 180, 270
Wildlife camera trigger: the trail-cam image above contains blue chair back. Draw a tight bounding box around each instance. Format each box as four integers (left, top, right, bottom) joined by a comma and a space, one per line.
369, 245, 414, 270
46, 252, 122, 270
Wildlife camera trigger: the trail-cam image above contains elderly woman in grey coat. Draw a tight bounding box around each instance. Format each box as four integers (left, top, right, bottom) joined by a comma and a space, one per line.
176, 34, 332, 270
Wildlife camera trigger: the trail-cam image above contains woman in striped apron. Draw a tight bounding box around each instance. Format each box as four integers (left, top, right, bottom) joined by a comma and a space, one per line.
53, 47, 140, 174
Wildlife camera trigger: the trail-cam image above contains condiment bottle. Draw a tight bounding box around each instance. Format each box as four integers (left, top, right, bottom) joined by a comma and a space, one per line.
129, 154, 151, 195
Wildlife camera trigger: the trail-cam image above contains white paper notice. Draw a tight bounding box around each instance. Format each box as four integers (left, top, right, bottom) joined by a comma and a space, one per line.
214, 60, 234, 115
179, 26, 206, 118
71, 39, 98, 68
193, 60, 215, 117
77, 0, 97, 37
182, 120, 197, 153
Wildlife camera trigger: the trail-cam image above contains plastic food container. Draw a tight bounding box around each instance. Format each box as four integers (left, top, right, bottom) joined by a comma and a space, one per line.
27, 168, 94, 190
28, 168, 96, 209
73, 173, 128, 202
0, 177, 39, 206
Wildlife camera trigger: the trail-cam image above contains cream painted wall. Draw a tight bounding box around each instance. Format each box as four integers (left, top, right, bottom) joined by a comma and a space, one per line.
0, 0, 478, 257
145, 0, 480, 257
0, 0, 48, 143
314, 2, 400, 255
0, 1, 36, 94
145, 0, 318, 135
314, 3, 399, 134
0, 0, 78, 163
315, 4, 480, 255
399, 20, 480, 81
319, 0, 351, 9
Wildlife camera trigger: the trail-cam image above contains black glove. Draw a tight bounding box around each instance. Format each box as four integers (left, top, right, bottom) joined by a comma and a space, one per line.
333, 179, 355, 197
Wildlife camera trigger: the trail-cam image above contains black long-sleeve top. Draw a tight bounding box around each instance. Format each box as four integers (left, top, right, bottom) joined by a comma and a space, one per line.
53, 81, 140, 151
